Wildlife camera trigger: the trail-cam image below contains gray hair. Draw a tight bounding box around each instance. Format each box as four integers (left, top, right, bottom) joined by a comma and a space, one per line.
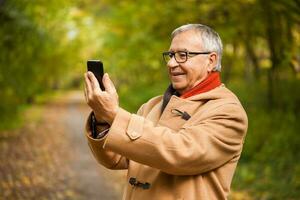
171, 24, 223, 72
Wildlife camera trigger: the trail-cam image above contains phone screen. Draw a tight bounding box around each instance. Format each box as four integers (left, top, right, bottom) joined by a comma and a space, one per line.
87, 60, 105, 90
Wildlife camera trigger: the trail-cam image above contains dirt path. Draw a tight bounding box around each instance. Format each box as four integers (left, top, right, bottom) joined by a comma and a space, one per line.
0, 91, 126, 200
62, 91, 126, 200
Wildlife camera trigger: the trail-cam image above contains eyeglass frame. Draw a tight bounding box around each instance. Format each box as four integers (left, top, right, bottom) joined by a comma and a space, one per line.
162, 50, 212, 63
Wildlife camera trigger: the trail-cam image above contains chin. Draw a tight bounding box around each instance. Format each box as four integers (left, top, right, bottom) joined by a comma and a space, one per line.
172, 82, 186, 93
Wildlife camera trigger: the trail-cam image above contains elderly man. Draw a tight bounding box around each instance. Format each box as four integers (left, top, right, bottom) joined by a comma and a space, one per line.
84, 24, 248, 200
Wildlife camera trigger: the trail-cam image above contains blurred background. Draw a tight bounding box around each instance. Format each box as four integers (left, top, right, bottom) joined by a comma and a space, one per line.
0, 0, 299, 199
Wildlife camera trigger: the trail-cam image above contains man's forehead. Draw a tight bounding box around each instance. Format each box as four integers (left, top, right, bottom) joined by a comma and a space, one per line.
169, 30, 203, 51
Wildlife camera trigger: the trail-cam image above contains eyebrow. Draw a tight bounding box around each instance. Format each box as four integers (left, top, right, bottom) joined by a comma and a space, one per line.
168, 48, 188, 52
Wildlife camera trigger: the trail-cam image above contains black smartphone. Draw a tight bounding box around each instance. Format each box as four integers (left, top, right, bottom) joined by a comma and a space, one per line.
87, 60, 105, 90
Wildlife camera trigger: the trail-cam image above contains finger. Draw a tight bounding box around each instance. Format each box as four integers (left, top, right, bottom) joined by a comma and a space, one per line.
84, 73, 92, 96
103, 73, 117, 94
87, 72, 101, 92
84, 73, 92, 102
84, 86, 88, 103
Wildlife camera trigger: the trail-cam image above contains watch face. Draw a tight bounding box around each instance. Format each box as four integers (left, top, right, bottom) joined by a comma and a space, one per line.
96, 129, 109, 139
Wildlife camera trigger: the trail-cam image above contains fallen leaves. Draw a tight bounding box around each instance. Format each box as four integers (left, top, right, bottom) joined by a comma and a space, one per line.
0, 105, 78, 200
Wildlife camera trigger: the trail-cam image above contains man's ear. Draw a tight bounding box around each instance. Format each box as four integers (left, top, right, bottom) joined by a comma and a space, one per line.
207, 52, 217, 72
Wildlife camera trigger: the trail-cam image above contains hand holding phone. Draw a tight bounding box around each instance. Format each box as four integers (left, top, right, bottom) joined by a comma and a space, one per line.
87, 60, 105, 90
85, 60, 119, 128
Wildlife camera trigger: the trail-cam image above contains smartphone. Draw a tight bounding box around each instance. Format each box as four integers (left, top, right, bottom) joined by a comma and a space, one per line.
87, 60, 105, 90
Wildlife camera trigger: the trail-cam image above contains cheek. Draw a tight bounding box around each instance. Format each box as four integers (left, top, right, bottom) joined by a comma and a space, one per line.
185, 68, 203, 86
185, 69, 196, 81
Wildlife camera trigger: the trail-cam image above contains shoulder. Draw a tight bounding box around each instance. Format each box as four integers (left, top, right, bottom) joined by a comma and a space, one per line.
137, 95, 163, 116
145, 95, 163, 106
212, 85, 247, 113
188, 85, 248, 122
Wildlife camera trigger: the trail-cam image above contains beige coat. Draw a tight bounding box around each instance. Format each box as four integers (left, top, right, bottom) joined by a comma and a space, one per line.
85, 84, 248, 200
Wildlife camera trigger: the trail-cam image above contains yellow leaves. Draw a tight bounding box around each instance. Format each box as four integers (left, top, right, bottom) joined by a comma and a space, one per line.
0, 104, 76, 199
69, 7, 85, 18
1, 180, 10, 190
260, 58, 272, 69
21, 176, 31, 186
230, 190, 254, 200
64, 190, 76, 198
33, 175, 46, 185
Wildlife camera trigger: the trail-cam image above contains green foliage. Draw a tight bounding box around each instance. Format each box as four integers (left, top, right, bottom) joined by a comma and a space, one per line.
0, 0, 84, 128
233, 108, 300, 199
230, 77, 300, 199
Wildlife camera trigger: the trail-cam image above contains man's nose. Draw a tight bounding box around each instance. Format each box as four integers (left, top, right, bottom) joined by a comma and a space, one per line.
167, 56, 179, 68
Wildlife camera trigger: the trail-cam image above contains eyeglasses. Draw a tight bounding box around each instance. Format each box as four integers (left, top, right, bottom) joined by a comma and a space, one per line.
162, 51, 211, 63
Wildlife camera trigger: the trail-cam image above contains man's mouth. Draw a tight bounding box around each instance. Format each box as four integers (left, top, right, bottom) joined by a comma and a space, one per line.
171, 72, 185, 76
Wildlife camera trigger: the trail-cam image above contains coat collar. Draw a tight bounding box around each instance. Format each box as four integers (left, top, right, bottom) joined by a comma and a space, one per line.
161, 83, 227, 113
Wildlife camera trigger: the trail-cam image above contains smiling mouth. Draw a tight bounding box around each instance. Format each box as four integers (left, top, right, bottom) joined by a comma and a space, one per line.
171, 72, 185, 76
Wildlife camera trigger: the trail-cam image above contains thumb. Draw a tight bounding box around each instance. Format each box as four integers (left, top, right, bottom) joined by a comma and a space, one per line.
102, 73, 116, 93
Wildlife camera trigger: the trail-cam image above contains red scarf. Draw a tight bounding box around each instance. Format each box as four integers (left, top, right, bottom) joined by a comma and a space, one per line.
180, 72, 221, 99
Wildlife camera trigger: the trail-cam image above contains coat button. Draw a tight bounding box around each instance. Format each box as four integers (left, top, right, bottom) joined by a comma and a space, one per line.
126, 131, 141, 140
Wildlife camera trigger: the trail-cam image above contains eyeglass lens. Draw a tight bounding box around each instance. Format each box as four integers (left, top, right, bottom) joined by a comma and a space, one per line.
163, 52, 187, 63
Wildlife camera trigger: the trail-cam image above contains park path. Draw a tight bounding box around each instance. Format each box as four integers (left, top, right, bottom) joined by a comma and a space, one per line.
62, 91, 126, 200
0, 90, 126, 200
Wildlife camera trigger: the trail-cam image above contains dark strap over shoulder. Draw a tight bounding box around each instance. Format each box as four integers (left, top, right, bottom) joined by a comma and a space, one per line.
161, 84, 180, 113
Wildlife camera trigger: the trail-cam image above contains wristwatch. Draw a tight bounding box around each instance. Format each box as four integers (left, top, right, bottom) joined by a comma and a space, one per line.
95, 128, 110, 139
91, 112, 110, 139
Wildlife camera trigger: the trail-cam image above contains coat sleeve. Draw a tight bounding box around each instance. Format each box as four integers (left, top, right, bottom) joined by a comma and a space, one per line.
85, 105, 146, 170
103, 103, 248, 175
